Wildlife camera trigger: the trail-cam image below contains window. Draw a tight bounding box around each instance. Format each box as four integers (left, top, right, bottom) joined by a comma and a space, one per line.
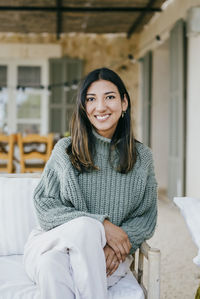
16, 66, 43, 134
0, 60, 48, 134
49, 57, 83, 134
0, 58, 83, 135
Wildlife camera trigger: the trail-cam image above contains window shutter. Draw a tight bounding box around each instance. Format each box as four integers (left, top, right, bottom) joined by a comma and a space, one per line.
49, 57, 83, 134
140, 51, 152, 146
168, 19, 186, 199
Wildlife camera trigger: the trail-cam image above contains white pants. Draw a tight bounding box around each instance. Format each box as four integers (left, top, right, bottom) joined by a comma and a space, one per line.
24, 217, 132, 299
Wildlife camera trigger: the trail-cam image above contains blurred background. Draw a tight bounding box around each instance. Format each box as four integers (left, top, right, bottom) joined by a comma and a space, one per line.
1, 0, 200, 200
1, 0, 200, 199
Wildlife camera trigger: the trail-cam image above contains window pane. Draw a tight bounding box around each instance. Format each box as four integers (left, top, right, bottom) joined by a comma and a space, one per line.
17, 123, 40, 134
0, 66, 7, 87
50, 108, 62, 133
18, 66, 41, 88
17, 93, 41, 119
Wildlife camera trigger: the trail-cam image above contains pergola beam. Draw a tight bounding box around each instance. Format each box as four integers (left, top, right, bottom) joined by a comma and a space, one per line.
127, 0, 159, 38
0, 6, 161, 13
56, 0, 62, 39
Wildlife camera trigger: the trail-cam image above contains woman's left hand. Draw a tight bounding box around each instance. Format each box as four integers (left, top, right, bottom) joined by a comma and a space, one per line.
104, 244, 120, 276
103, 219, 131, 262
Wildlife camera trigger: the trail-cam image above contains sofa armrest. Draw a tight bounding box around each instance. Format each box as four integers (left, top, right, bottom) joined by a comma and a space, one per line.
130, 241, 161, 299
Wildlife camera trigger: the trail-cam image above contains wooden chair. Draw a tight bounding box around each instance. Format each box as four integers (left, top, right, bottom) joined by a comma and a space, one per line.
17, 133, 54, 173
0, 134, 16, 173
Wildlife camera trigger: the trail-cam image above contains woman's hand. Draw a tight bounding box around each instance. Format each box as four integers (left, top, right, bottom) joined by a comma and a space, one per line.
103, 220, 132, 262
104, 244, 120, 276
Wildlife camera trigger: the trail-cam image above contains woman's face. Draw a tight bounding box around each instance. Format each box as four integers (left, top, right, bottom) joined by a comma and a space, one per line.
85, 79, 128, 139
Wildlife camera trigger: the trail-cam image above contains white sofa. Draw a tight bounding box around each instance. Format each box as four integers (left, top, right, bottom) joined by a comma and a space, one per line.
0, 174, 160, 299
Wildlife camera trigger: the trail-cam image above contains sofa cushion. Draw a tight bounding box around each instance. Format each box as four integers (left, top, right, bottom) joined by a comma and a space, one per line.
174, 196, 200, 266
0, 177, 40, 255
0, 255, 144, 299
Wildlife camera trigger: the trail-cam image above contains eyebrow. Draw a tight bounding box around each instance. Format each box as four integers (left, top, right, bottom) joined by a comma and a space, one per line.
86, 91, 116, 96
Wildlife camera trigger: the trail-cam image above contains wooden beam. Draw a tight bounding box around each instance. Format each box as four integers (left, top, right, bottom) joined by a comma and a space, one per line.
0, 6, 162, 13
56, 0, 62, 40
127, 0, 159, 38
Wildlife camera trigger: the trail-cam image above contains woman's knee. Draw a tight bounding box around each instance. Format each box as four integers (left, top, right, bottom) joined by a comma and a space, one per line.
61, 217, 106, 250
69, 216, 104, 239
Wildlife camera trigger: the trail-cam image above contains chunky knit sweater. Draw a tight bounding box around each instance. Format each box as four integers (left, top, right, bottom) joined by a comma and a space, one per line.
34, 131, 158, 253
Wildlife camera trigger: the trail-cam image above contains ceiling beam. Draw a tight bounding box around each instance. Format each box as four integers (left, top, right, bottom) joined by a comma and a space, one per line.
0, 6, 161, 13
127, 0, 159, 39
56, 0, 62, 40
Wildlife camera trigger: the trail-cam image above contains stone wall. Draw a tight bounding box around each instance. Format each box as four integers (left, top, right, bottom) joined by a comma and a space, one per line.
0, 32, 140, 137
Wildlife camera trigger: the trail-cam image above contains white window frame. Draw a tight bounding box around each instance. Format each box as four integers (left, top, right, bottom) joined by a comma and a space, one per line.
0, 59, 49, 134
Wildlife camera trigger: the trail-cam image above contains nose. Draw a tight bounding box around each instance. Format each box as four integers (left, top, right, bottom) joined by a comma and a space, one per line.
96, 98, 106, 112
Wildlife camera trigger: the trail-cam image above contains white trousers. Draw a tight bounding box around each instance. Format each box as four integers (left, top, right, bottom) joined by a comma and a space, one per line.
23, 217, 132, 299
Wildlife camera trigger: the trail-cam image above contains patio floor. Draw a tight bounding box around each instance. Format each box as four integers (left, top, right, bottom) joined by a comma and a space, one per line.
146, 192, 200, 299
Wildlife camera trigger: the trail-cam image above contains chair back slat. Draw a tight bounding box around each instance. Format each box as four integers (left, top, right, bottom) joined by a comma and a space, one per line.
0, 134, 16, 173
17, 133, 54, 173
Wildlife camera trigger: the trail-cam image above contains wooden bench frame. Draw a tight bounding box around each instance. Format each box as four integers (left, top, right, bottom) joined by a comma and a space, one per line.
131, 241, 161, 299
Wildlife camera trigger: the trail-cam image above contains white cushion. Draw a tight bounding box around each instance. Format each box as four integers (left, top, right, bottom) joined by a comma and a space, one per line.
0, 177, 40, 255
0, 255, 144, 299
174, 197, 200, 266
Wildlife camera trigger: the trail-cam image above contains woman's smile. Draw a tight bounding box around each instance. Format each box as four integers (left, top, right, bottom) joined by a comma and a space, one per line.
95, 114, 111, 121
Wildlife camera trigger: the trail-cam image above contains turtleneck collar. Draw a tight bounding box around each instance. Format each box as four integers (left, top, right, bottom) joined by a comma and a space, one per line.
92, 129, 111, 157
92, 129, 111, 143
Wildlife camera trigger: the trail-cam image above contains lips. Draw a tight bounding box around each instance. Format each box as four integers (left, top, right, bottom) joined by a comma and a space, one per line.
95, 114, 110, 120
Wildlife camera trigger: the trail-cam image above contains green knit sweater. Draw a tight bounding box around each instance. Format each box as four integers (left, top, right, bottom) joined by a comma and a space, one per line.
34, 131, 158, 253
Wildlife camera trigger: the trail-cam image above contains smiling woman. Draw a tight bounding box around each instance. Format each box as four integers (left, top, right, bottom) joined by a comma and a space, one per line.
23, 67, 157, 299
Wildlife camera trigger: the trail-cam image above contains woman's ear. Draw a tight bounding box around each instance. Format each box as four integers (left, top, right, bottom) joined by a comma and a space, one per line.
122, 94, 128, 111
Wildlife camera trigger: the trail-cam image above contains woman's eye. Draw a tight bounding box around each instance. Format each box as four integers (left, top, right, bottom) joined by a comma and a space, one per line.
86, 97, 95, 102
106, 95, 115, 100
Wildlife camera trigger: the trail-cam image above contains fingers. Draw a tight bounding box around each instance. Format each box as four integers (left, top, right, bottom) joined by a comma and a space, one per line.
104, 244, 120, 276
108, 241, 123, 262
107, 259, 119, 276
123, 240, 132, 255
117, 243, 127, 262
108, 240, 131, 262
106, 251, 115, 271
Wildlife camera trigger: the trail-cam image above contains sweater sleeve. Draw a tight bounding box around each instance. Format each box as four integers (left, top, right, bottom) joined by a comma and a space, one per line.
120, 152, 158, 254
33, 139, 109, 231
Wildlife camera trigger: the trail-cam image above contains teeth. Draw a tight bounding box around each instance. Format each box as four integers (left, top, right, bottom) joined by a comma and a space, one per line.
96, 115, 109, 120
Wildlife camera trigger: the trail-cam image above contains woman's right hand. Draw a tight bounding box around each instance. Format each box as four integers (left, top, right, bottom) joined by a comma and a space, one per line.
103, 219, 131, 263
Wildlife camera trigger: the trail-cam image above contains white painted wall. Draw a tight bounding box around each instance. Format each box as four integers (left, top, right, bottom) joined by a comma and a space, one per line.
137, 0, 200, 58
151, 41, 170, 190
186, 35, 200, 197
137, 0, 200, 197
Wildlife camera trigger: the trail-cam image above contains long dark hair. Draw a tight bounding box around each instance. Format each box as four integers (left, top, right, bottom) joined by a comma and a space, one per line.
67, 67, 138, 173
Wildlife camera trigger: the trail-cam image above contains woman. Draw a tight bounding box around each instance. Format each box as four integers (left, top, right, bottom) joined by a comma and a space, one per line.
24, 68, 157, 299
